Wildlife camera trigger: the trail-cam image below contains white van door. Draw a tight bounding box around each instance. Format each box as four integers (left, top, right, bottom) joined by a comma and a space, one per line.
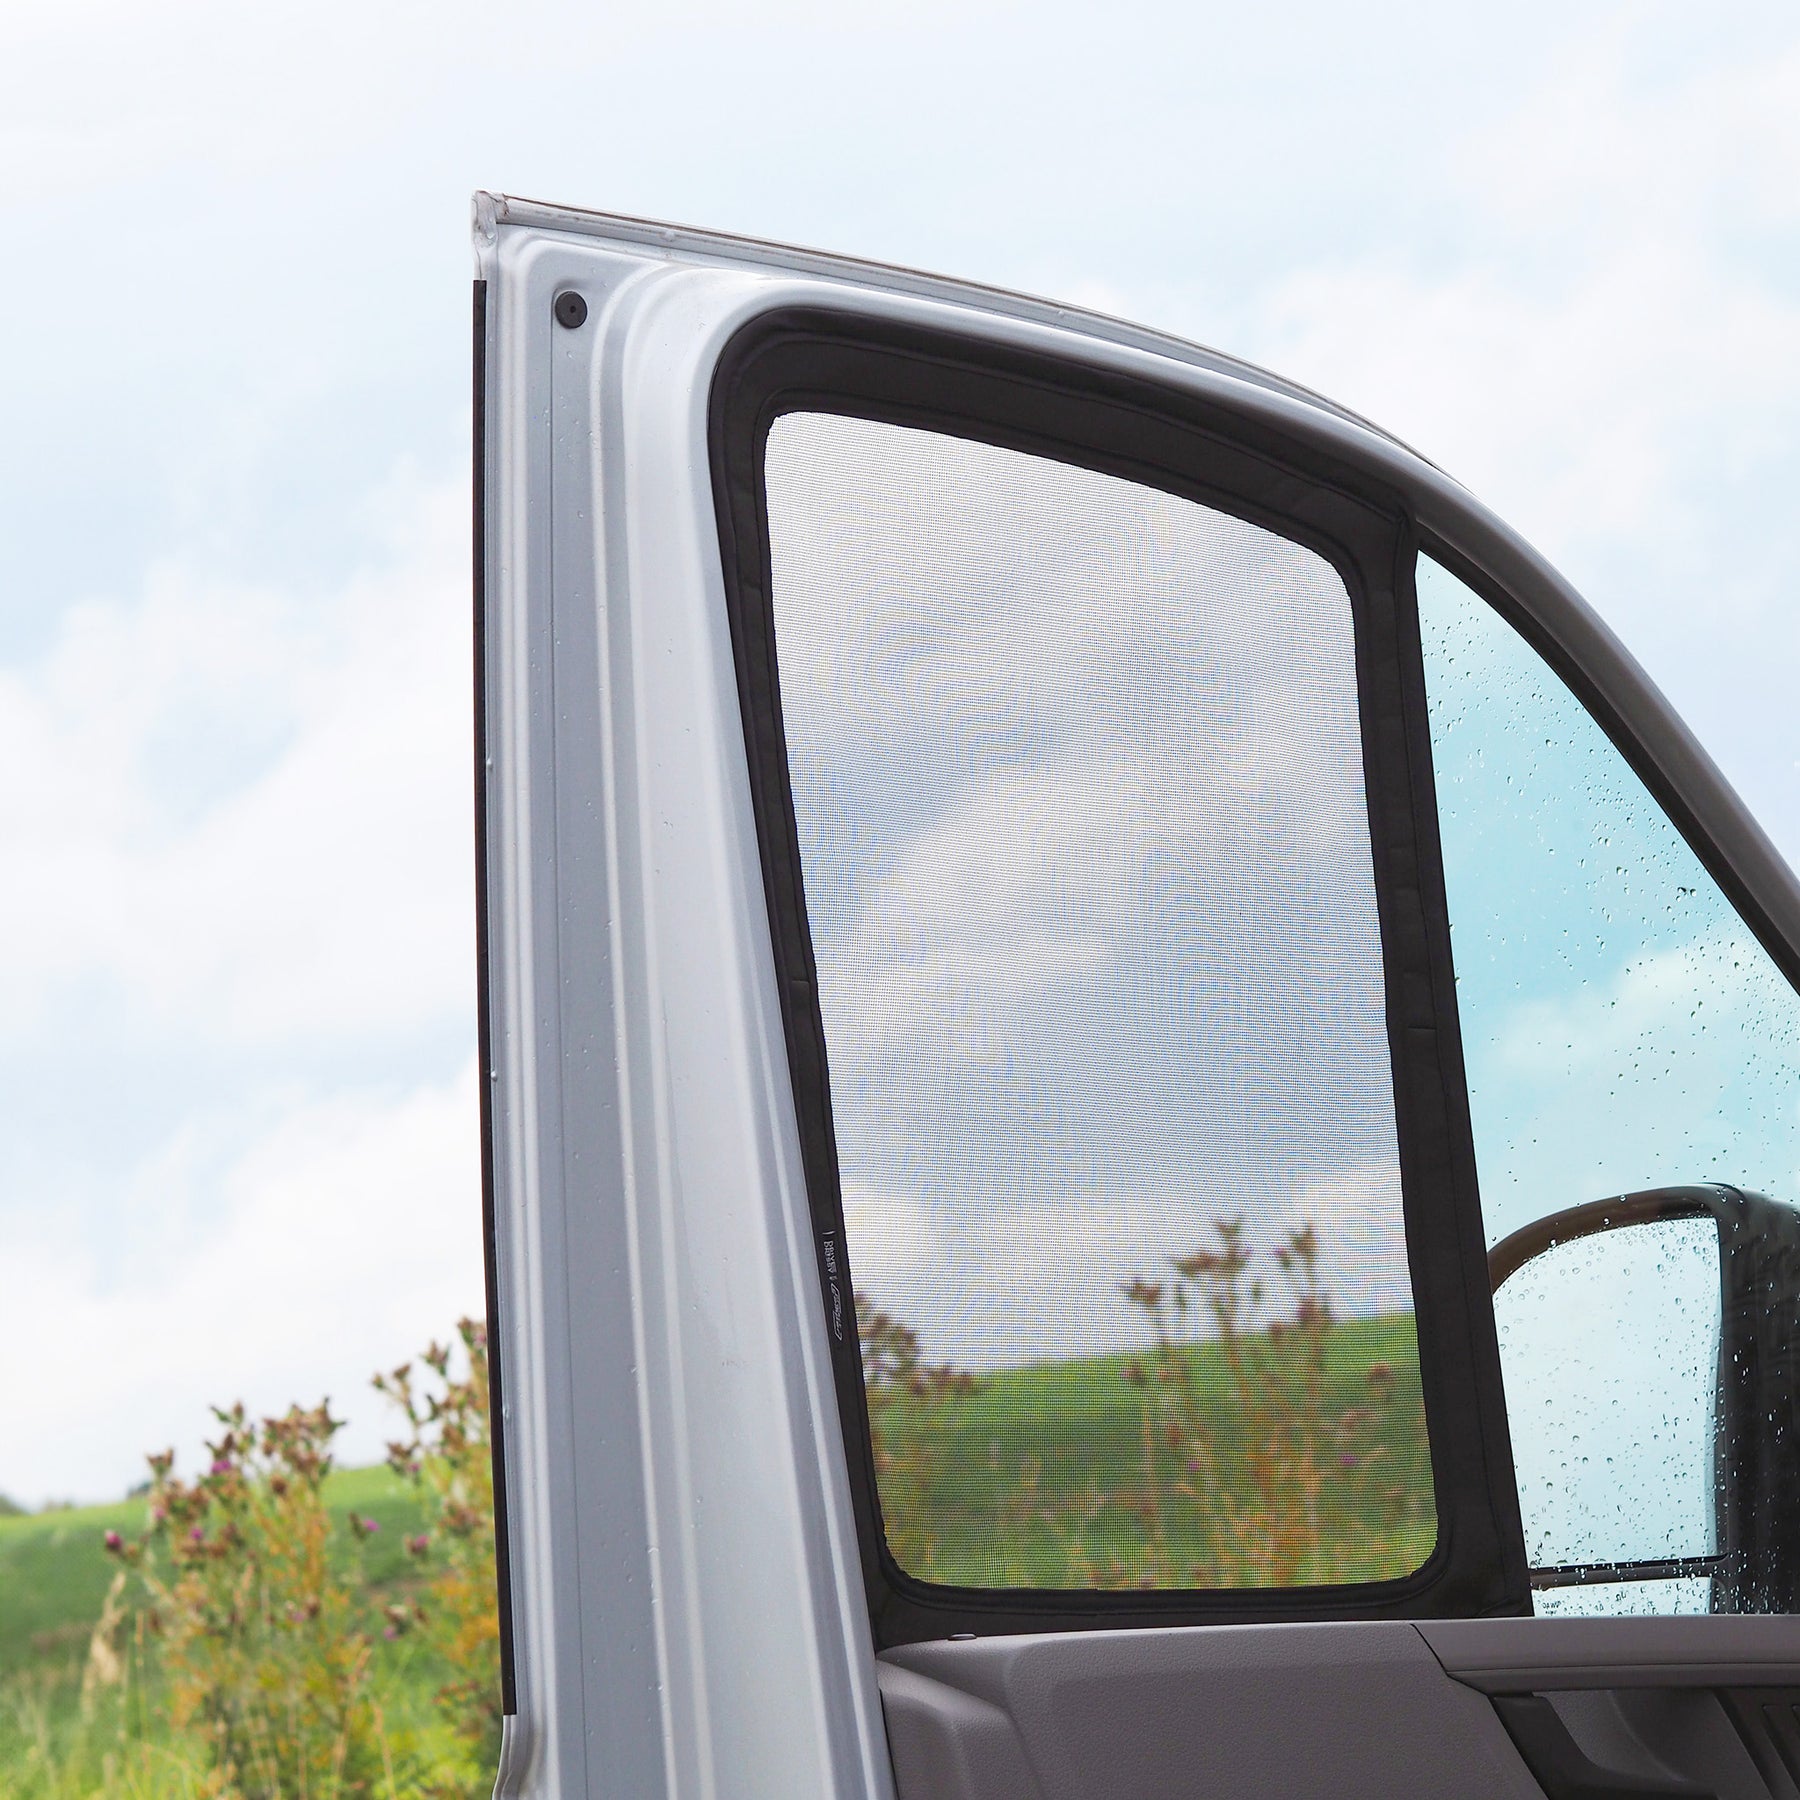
474, 191, 1800, 1800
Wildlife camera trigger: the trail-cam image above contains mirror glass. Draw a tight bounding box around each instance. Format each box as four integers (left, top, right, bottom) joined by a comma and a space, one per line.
1494, 1215, 1720, 1578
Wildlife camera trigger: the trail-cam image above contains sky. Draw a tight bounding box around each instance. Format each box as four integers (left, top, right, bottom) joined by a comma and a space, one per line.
3, 0, 1800, 1507
771, 415, 1416, 1369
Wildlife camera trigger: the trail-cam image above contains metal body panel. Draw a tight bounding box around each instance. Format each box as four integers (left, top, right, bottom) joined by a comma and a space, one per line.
474, 191, 1800, 1797
480, 231, 894, 1799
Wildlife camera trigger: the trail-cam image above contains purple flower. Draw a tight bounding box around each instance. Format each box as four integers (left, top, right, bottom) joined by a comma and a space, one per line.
188, 1526, 205, 1543
103, 1529, 123, 1552
209, 1459, 233, 1476
1339, 1453, 1358, 1469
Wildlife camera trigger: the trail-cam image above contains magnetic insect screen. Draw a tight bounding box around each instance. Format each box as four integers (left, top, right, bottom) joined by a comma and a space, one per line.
763, 413, 1435, 1590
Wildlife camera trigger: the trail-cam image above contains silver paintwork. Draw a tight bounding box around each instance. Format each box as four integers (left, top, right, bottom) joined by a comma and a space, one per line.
474, 190, 1800, 1799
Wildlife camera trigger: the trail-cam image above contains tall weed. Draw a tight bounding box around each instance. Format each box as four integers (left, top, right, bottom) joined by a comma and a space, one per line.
372, 1319, 501, 1769
861, 1218, 1428, 1589
104, 1402, 384, 1797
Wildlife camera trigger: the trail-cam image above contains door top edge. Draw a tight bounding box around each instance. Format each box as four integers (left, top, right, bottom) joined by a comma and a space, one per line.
471, 188, 1440, 474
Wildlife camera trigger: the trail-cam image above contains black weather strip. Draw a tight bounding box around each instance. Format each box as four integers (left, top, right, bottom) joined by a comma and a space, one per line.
472, 277, 518, 1717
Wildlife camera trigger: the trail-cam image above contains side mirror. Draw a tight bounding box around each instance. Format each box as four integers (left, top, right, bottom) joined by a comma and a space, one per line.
1490, 1185, 1800, 1613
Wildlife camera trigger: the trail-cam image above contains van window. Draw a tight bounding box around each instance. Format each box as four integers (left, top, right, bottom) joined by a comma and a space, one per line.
762, 413, 1436, 1590
1418, 552, 1800, 1615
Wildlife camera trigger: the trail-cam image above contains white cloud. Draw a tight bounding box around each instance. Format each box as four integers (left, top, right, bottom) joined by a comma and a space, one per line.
0, 462, 483, 1507
0, 0, 1013, 197
1465, 920, 1800, 1244
0, 1058, 484, 1508
1458, 31, 1800, 243
0, 466, 474, 1044
1244, 245, 1800, 555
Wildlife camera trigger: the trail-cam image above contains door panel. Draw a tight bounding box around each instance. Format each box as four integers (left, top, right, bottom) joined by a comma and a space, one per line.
881, 1620, 1800, 1800
1425, 1618, 1800, 1800
880, 1624, 1545, 1800
475, 191, 1800, 1799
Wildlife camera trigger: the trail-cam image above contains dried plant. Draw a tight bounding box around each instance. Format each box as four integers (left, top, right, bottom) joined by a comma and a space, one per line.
373, 1317, 502, 1769
104, 1401, 383, 1798
1117, 1219, 1406, 1587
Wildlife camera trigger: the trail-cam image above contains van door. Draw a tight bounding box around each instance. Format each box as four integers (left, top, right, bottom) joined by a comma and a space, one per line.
473, 191, 1800, 1800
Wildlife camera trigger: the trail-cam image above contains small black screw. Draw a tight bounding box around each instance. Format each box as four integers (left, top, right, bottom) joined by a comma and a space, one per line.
554, 290, 588, 330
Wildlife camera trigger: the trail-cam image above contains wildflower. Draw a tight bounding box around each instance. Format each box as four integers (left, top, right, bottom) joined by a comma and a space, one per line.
103, 1529, 123, 1553
1174, 1250, 1221, 1279
1339, 1453, 1358, 1469
209, 1458, 233, 1476
406, 1532, 430, 1555
188, 1526, 205, 1544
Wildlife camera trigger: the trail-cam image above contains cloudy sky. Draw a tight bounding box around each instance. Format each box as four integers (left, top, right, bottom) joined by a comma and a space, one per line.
769, 416, 1416, 1369
5, 0, 1799, 1504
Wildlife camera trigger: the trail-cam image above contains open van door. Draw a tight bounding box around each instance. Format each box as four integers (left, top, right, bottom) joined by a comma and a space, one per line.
472, 191, 1800, 1800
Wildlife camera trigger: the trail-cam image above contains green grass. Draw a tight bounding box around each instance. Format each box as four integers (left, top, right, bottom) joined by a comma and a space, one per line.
0, 1467, 430, 1682
878, 1314, 1437, 1588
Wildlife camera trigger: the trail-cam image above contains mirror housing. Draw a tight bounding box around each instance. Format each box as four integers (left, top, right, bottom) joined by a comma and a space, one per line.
1491, 1184, 1800, 1611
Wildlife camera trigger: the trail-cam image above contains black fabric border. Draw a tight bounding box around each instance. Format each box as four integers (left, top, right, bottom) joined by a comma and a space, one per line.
472, 277, 518, 1715
708, 306, 1530, 1647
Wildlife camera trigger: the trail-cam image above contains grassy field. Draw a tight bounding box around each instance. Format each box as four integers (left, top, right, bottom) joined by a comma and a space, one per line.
0, 1466, 472, 1799
0, 1466, 429, 1682
0, 1315, 1431, 1791
876, 1314, 1436, 1589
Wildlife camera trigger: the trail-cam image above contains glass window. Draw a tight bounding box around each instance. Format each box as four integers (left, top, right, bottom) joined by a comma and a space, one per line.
762, 413, 1436, 1591
1418, 553, 1800, 1616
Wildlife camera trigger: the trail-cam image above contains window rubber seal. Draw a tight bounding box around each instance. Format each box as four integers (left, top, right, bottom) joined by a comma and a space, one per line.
473, 275, 518, 1714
